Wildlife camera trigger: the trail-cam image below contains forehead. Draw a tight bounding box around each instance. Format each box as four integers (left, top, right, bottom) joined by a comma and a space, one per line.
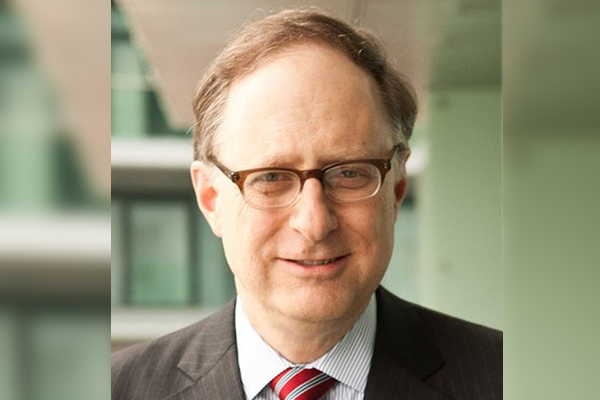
217, 43, 391, 167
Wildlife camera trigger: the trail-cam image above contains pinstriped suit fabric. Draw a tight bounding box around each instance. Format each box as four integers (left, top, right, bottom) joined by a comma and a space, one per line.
112, 287, 502, 400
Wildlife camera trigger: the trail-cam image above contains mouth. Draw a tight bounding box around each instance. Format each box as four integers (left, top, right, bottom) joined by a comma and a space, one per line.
284, 255, 346, 266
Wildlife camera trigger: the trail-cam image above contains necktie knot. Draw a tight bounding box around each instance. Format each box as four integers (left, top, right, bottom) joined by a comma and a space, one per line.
269, 367, 336, 400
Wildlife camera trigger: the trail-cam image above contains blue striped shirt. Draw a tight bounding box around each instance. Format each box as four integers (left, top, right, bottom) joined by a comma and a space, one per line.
235, 295, 376, 400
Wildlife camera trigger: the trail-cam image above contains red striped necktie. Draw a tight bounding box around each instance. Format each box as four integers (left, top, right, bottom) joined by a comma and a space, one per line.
269, 367, 337, 400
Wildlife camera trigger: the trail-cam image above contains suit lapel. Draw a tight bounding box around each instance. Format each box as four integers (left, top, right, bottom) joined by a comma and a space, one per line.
166, 299, 246, 400
364, 287, 449, 400
159, 288, 449, 399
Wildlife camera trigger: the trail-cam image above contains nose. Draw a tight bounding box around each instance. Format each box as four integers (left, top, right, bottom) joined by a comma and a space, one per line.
288, 178, 338, 242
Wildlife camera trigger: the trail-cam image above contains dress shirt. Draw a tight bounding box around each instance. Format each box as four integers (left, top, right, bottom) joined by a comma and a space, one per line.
235, 295, 376, 400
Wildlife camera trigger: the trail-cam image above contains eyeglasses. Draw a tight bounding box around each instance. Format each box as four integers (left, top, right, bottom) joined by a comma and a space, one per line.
209, 144, 406, 209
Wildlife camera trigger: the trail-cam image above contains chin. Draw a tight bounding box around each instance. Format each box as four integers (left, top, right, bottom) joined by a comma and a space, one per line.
276, 287, 356, 323
282, 306, 346, 324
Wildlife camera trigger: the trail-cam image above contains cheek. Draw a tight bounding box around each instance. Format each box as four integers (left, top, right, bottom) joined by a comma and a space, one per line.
350, 195, 396, 256
337, 205, 393, 295
220, 203, 281, 267
219, 195, 253, 269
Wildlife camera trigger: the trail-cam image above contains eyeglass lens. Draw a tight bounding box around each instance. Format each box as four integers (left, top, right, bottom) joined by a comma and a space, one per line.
242, 163, 382, 208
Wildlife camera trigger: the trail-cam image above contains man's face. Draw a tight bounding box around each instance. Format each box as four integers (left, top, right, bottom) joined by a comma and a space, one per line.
193, 44, 407, 326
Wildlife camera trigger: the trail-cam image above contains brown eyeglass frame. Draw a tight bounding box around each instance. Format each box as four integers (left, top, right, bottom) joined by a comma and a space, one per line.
208, 143, 406, 194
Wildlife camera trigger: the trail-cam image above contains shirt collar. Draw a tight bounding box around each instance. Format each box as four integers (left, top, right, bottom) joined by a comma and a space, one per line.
235, 295, 377, 399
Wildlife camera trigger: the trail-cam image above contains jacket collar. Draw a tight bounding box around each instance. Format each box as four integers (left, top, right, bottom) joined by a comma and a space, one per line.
364, 286, 448, 399
169, 287, 448, 400
172, 298, 245, 400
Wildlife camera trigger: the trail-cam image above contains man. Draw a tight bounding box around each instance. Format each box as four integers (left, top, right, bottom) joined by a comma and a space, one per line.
112, 8, 502, 400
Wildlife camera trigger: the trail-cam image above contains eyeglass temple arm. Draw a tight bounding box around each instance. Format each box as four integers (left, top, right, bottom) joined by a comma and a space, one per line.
210, 157, 240, 182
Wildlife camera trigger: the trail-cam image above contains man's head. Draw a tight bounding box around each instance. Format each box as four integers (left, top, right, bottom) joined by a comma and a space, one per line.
191, 8, 416, 330
191, 7, 417, 162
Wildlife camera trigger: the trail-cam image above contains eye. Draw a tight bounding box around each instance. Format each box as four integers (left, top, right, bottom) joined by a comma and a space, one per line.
251, 171, 297, 184
258, 172, 282, 182
332, 166, 371, 180
340, 169, 360, 178
326, 164, 376, 189
247, 170, 297, 196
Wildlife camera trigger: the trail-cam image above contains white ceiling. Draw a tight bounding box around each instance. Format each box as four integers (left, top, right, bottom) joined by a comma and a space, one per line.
116, 0, 500, 130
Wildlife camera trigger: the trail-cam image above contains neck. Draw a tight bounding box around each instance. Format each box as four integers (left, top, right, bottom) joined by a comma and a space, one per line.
239, 295, 368, 364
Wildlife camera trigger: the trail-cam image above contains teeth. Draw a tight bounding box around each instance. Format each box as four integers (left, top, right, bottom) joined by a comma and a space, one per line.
296, 258, 337, 266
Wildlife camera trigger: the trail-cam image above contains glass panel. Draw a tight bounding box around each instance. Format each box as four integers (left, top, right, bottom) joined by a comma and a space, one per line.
111, 4, 187, 137
1, 134, 56, 210
111, 200, 123, 306
111, 40, 147, 137
30, 311, 109, 400
130, 202, 191, 306
0, 309, 19, 400
382, 203, 419, 302
146, 90, 186, 136
195, 212, 235, 307
0, 136, 7, 206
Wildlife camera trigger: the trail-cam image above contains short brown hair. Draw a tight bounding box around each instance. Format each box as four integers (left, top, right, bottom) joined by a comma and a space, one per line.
192, 7, 417, 161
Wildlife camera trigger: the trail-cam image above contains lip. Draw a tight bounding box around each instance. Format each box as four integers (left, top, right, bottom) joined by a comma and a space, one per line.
277, 254, 349, 278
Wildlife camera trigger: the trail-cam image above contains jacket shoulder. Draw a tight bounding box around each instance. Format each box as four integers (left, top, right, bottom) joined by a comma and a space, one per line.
413, 302, 503, 398
414, 302, 502, 346
111, 317, 202, 374
111, 303, 235, 400
375, 287, 502, 399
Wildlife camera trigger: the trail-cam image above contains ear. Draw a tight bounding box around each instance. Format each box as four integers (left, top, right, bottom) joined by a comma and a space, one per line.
393, 152, 410, 217
393, 175, 408, 217
190, 161, 223, 237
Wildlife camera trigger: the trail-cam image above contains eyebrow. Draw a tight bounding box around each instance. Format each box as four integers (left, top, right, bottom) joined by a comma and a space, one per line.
245, 140, 387, 169
320, 149, 376, 163
254, 151, 380, 170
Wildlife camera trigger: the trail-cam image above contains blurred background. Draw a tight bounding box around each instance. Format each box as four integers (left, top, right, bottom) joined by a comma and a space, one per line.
3, 0, 500, 398
3, 0, 599, 398
109, 0, 501, 353
0, 0, 109, 399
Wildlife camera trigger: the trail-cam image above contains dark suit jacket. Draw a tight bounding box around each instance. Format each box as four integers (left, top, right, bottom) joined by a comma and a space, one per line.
112, 287, 502, 399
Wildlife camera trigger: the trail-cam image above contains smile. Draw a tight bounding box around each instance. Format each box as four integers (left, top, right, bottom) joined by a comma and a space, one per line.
287, 256, 344, 266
